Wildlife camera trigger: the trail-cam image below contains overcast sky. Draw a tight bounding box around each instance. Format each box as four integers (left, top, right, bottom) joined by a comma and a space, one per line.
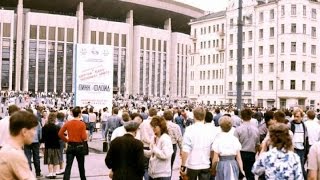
175, 0, 229, 12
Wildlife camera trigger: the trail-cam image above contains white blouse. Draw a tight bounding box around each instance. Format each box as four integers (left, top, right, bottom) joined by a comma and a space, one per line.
212, 132, 241, 156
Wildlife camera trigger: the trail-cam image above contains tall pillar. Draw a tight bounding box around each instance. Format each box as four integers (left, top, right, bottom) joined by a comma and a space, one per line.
164, 18, 172, 97
76, 2, 84, 44
126, 10, 133, 96
15, 0, 23, 91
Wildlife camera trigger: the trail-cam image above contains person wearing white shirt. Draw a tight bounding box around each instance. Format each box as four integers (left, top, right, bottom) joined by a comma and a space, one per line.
0, 105, 20, 148
180, 107, 216, 180
304, 110, 320, 148
101, 107, 111, 140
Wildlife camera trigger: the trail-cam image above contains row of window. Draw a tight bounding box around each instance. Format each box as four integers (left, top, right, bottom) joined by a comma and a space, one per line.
198, 54, 224, 65
176, 43, 189, 55
197, 85, 224, 95
30, 25, 74, 42
139, 37, 167, 52
198, 23, 225, 36
280, 61, 317, 73
228, 80, 316, 91
200, 39, 224, 49
196, 69, 224, 80
90, 31, 126, 47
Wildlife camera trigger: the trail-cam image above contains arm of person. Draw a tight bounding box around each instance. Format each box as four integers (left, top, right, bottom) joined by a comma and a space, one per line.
251, 152, 266, 176
211, 151, 219, 176
11, 153, 37, 180
58, 123, 68, 142
236, 150, 245, 176
137, 142, 145, 177
105, 141, 113, 168
152, 138, 173, 160
80, 122, 87, 141
308, 170, 317, 180
308, 144, 319, 180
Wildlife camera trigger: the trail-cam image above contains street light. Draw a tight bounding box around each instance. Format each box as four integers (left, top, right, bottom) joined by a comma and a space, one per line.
236, 0, 243, 110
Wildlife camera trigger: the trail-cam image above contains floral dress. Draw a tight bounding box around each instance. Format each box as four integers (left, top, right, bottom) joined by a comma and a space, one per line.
252, 148, 303, 180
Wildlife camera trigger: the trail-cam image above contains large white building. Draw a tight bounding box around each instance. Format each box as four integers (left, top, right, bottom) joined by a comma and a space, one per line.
0, 0, 202, 98
189, 0, 320, 109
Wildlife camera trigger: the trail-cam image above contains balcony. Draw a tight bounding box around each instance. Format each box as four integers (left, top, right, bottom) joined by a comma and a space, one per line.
218, 30, 225, 37
190, 35, 197, 41
189, 49, 199, 55
216, 46, 225, 52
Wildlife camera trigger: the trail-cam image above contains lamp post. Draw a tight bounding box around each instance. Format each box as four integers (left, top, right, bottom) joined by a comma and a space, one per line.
236, 0, 243, 110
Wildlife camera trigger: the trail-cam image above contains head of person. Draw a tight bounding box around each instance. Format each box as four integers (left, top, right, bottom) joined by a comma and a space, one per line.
273, 110, 287, 124
124, 121, 140, 134
163, 110, 173, 121
306, 110, 316, 120
150, 116, 168, 136
264, 110, 275, 128
240, 108, 253, 122
219, 116, 233, 133
205, 111, 213, 123
148, 108, 158, 117
269, 123, 293, 152
9, 111, 38, 145
8, 105, 20, 116
89, 108, 94, 113
47, 112, 57, 124
57, 112, 65, 121
234, 109, 239, 116
141, 107, 146, 113
193, 107, 206, 121
215, 108, 220, 114
112, 107, 119, 115
72, 106, 82, 118
122, 112, 131, 123
293, 108, 304, 123
130, 113, 143, 124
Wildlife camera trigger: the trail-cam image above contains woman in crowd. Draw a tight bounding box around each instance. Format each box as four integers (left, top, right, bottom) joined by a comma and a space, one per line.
252, 123, 303, 179
211, 116, 245, 180
145, 116, 173, 180
42, 112, 61, 179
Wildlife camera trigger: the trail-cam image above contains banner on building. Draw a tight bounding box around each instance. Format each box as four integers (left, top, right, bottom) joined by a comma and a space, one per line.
74, 44, 113, 110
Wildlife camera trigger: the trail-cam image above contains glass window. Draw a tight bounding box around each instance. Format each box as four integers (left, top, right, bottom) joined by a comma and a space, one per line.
58, 27, 65, 41
91, 31, 96, 44
30, 25, 37, 39
114, 33, 119, 46
39, 26, 46, 40
107, 33, 112, 45
311, 63, 316, 73
291, 42, 296, 53
3, 23, 11, 37
270, 9, 274, 20
291, 5, 296, 15
152, 39, 156, 51
290, 80, 296, 90
49, 27, 55, 41
67, 28, 74, 42
291, 61, 296, 71
291, 24, 296, 33
121, 34, 126, 47
140, 37, 144, 49
146, 38, 150, 50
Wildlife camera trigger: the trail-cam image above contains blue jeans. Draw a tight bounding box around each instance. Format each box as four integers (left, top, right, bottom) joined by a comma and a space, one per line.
294, 148, 306, 179
89, 122, 95, 136
24, 142, 41, 176
101, 121, 107, 139
64, 143, 86, 180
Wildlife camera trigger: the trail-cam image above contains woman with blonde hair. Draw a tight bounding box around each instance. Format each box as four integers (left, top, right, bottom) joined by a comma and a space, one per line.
252, 123, 303, 179
211, 116, 245, 180
42, 112, 61, 178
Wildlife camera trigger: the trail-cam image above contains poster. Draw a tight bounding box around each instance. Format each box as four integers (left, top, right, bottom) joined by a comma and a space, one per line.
74, 44, 113, 110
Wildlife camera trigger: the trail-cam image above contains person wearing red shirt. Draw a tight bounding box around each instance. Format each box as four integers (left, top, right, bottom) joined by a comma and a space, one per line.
59, 106, 87, 180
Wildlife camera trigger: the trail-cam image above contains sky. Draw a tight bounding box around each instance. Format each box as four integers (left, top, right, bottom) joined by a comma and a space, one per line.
175, 0, 229, 12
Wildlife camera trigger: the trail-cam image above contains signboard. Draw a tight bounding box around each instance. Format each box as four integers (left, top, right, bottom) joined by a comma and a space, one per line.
74, 44, 113, 110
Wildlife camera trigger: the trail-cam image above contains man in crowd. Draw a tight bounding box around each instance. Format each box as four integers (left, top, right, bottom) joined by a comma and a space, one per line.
0, 105, 20, 149
0, 110, 39, 179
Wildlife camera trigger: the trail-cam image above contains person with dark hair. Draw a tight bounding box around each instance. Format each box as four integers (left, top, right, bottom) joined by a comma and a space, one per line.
140, 107, 148, 120
0, 111, 38, 179
42, 112, 61, 178
231, 109, 241, 127
175, 110, 185, 135
234, 108, 260, 180
213, 108, 221, 127
105, 107, 123, 143
252, 124, 303, 179
58, 106, 87, 180
145, 116, 173, 180
259, 111, 275, 143
105, 121, 145, 180
88, 108, 97, 141
110, 112, 131, 141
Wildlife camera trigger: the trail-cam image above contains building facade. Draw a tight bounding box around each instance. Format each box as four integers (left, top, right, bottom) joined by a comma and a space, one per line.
189, 0, 320, 109
0, 0, 202, 98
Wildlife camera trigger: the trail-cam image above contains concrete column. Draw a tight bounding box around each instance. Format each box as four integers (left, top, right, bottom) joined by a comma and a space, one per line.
76, 2, 84, 44
126, 10, 133, 96
164, 18, 172, 97
15, 0, 24, 91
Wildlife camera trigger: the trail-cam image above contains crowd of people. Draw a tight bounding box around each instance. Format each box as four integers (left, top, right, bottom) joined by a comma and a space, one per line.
0, 92, 320, 180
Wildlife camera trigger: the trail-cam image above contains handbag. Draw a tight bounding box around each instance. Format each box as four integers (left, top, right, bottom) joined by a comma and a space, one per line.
82, 141, 89, 155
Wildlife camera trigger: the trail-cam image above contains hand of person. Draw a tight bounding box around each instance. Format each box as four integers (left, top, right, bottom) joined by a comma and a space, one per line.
109, 170, 113, 179
240, 169, 246, 177
180, 168, 188, 180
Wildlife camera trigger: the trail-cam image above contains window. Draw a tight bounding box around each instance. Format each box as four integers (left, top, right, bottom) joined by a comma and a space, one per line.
281, 61, 284, 72
259, 46, 263, 55
311, 81, 316, 91
302, 61, 306, 72
259, 29, 263, 39
269, 81, 274, 90
249, 31, 253, 40
229, 50, 233, 59
269, 63, 274, 72
208, 71, 210, 80
30, 25, 37, 39
303, 43, 306, 53
312, 9, 317, 19
208, 26, 211, 33
230, 34, 233, 44
39, 26, 46, 40
303, 24, 306, 34
230, 19, 234, 29
291, 5, 296, 15
302, 80, 306, 90
311, 63, 316, 73
242, 32, 245, 42
290, 80, 296, 90
248, 81, 252, 90
229, 66, 233, 75
248, 47, 252, 57
303, 5, 306, 16
270, 45, 274, 55
281, 5, 285, 16
281, 42, 285, 53
49, 27, 55, 40
270, 27, 274, 37
67, 28, 74, 42
312, 27, 316, 38
281, 24, 285, 34
259, 12, 264, 22
242, 65, 245, 74
229, 82, 232, 91
3, 23, 11, 37
291, 24, 296, 33
259, 63, 263, 73
270, 9, 274, 20
248, 64, 252, 74
312, 45, 316, 55
258, 81, 263, 90
58, 27, 64, 41
291, 61, 296, 71
242, 48, 245, 57
280, 80, 284, 90
291, 42, 296, 53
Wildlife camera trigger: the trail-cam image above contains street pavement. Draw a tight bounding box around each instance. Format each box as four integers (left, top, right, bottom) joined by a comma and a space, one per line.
36, 131, 181, 180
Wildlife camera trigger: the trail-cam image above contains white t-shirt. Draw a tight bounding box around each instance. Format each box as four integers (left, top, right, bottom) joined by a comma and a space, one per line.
212, 132, 241, 156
